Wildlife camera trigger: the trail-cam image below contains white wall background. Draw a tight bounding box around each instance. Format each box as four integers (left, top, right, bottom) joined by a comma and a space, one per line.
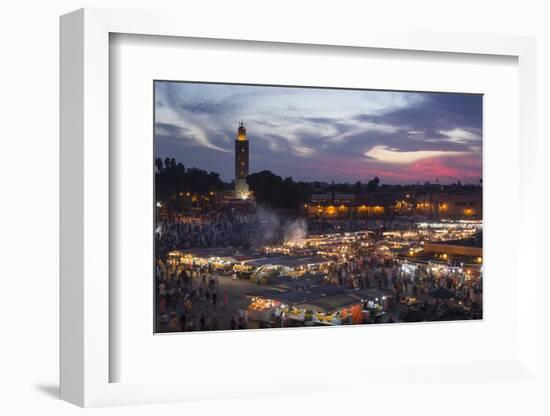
0, 1, 548, 414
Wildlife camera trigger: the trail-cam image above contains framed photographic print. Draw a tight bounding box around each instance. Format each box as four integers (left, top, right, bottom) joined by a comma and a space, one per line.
60, 7, 538, 408
153, 81, 483, 334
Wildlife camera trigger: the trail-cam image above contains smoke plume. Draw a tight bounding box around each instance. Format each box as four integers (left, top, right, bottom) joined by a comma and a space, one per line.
283, 218, 308, 246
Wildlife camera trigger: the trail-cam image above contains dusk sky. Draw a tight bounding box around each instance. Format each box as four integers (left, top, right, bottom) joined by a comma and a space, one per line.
155, 82, 482, 185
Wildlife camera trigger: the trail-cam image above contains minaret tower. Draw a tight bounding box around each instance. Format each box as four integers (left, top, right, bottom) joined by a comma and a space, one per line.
234, 121, 250, 199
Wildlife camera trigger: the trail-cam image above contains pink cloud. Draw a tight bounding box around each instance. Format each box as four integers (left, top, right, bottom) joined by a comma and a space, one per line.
295, 153, 481, 184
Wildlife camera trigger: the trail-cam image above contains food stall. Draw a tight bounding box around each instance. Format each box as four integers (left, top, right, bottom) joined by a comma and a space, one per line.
166, 250, 191, 266
167, 248, 237, 272
245, 289, 315, 322
247, 255, 330, 284
347, 289, 393, 322
301, 294, 363, 325
247, 296, 279, 322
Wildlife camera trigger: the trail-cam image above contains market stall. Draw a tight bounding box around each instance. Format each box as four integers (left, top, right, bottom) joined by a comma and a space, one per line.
301, 294, 363, 325
167, 248, 238, 272
247, 255, 330, 284
245, 289, 316, 322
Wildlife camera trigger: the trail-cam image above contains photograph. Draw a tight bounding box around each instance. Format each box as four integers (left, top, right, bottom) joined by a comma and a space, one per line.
154, 81, 483, 333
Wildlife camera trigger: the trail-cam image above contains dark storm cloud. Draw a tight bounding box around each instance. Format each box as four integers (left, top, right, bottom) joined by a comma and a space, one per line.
353, 93, 482, 151
154, 82, 482, 184
355, 94, 481, 128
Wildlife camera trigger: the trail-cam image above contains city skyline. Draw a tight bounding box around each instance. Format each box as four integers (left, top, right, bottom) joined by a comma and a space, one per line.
155, 81, 482, 185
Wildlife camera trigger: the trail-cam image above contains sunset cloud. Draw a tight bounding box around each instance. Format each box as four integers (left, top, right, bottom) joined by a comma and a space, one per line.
364, 145, 464, 165
155, 82, 482, 184
439, 128, 480, 144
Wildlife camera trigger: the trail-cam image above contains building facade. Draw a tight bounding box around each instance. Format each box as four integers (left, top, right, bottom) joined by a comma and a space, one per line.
411, 191, 482, 218
303, 188, 482, 219
304, 193, 385, 218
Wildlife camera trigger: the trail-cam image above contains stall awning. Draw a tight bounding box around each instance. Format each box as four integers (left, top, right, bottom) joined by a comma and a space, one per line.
245, 289, 319, 305
272, 273, 326, 290
348, 288, 394, 302
301, 294, 361, 313
245, 255, 329, 268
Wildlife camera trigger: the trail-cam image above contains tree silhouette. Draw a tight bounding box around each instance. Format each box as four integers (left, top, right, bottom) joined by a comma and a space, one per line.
247, 170, 309, 209
366, 176, 380, 192
155, 158, 226, 202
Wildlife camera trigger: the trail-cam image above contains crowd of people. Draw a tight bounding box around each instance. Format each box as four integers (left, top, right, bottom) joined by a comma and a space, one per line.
155, 207, 482, 331
155, 248, 482, 332
155, 207, 258, 256
307, 217, 423, 235
325, 252, 481, 316
155, 259, 254, 332
156, 205, 425, 257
